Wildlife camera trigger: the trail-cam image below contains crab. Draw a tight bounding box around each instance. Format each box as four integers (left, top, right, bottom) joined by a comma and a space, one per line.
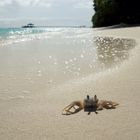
62, 95, 119, 115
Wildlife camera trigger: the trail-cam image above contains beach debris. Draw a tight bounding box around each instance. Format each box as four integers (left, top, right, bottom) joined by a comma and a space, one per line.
62, 95, 119, 115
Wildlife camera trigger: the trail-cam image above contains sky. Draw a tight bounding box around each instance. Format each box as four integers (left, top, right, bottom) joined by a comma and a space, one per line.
0, 0, 94, 27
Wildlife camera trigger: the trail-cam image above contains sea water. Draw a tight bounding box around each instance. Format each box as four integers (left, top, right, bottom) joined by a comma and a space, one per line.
0, 27, 56, 46
0, 27, 135, 99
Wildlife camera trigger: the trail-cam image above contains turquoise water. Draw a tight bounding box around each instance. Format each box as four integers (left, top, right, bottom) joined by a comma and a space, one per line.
0, 28, 45, 37
0, 27, 60, 46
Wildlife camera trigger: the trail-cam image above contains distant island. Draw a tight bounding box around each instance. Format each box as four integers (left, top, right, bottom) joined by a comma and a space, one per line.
92, 0, 140, 27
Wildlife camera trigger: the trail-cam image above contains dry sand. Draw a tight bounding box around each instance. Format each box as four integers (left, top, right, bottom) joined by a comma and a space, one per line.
0, 27, 140, 140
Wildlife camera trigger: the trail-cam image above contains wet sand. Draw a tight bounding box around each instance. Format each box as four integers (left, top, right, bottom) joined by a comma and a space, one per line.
0, 27, 140, 140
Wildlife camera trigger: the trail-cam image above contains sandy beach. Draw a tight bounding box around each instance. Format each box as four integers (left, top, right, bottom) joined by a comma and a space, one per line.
0, 27, 140, 140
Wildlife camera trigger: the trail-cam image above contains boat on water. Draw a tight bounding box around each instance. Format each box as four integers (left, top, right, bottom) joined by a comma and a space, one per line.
22, 23, 35, 28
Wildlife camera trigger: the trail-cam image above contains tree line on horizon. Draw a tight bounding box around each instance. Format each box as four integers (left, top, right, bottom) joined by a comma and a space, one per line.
92, 0, 140, 27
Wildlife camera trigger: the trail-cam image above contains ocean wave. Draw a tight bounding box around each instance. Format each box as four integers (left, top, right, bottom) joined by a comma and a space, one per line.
0, 28, 64, 46
0, 28, 92, 46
